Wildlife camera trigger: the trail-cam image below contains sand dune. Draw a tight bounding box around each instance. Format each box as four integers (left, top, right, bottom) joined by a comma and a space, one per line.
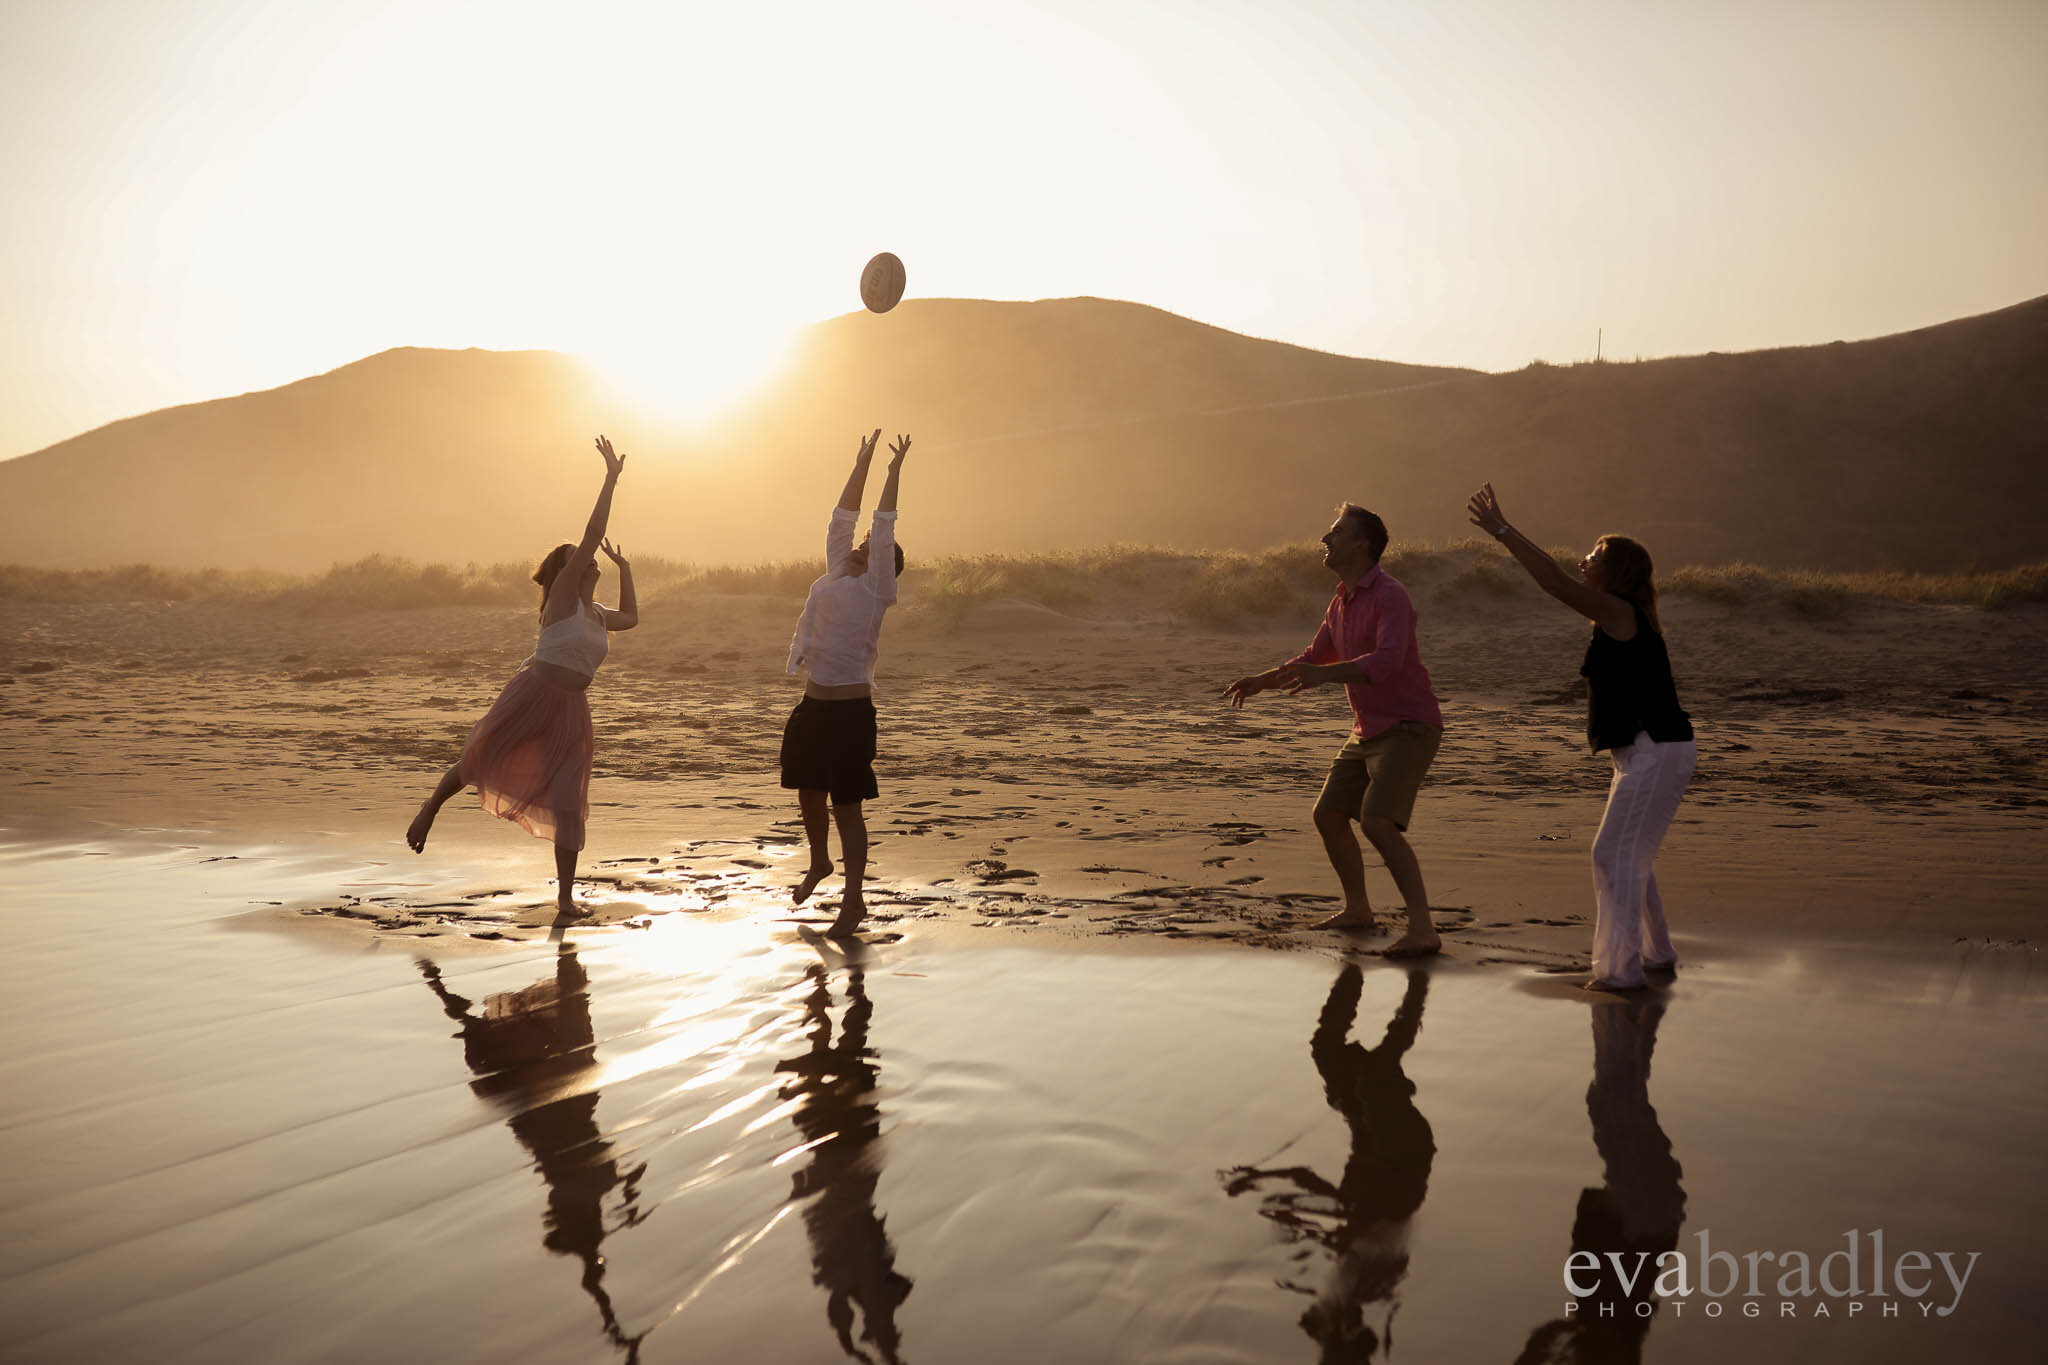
2, 293, 2042, 572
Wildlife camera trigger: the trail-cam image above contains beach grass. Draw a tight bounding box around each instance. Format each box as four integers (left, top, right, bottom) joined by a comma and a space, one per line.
1665, 561, 2048, 613
5, 549, 2044, 621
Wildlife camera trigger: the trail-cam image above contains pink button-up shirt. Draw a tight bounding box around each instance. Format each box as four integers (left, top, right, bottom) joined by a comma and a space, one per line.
1287, 566, 1443, 739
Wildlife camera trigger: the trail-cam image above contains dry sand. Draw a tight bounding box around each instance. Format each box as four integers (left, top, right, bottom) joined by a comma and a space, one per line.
3, 563, 2043, 962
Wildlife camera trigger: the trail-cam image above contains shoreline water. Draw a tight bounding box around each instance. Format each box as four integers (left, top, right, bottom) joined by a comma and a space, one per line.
7, 759, 2040, 961
2, 835, 2040, 1364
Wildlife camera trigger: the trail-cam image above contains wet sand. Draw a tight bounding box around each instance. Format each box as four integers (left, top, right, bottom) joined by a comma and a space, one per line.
1, 842, 2041, 1364
2, 578, 2045, 1360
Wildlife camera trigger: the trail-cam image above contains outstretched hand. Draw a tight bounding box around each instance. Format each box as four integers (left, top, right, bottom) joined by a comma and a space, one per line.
1278, 662, 1326, 692
888, 434, 911, 466
1222, 674, 1270, 708
600, 539, 629, 566
1226, 664, 1326, 706
1467, 482, 1506, 536
854, 429, 882, 464
596, 435, 627, 479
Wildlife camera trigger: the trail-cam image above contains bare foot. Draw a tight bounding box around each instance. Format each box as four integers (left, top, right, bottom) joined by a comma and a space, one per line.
828, 898, 866, 939
1582, 977, 1643, 993
1312, 910, 1379, 932
405, 805, 434, 853
793, 861, 834, 905
555, 898, 588, 921
1382, 931, 1441, 959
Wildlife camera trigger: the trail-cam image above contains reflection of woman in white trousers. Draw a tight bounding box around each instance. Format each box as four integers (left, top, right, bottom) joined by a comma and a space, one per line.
1466, 485, 1698, 991
1513, 996, 1687, 1363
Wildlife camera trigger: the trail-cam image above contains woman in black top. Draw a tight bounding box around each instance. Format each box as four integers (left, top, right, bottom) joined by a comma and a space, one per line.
1466, 484, 1697, 990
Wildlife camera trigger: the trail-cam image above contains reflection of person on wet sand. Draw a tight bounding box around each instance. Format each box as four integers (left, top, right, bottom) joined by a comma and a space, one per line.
418, 947, 649, 1360
782, 429, 912, 937
1515, 999, 1685, 1365
774, 952, 913, 1363
407, 435, 639, 919
1223, 963, 1435, 1361
1223, 505, 1445, 956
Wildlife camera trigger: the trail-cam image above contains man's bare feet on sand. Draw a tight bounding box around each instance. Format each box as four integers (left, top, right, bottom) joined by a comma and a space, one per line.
793, 861, 834, 905
1382, 931, 1441, 959
555, 899, 588, 921
405, 806, 433, 853
1312, 910, 1379, 932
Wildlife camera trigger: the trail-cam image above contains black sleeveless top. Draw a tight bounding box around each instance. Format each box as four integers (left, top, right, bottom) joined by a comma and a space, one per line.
1580, 605, 1694, 752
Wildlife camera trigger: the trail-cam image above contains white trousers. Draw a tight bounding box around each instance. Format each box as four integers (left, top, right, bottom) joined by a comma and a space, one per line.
1590, 732, 1696, 988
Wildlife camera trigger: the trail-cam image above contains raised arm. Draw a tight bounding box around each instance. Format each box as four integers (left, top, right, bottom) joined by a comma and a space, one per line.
416, 958, 478, 1022
863, 434, 908, 598
827, 429, 880, 571
543, 437, 625, 623
578, 436, 626, 557
600, 540, 638, 631
838, 429, 880, 512
1467, 483, 1635, 636
876, 434, 908, 513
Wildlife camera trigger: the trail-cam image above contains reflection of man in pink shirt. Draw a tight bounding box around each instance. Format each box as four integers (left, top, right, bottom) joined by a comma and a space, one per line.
1225, 505, 1445, 957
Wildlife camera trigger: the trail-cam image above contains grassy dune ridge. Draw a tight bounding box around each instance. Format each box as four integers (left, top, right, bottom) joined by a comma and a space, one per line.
3, 547, 2044, 621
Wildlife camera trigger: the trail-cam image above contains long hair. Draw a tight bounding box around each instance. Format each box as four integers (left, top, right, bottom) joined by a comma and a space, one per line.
1596, 535, 1661, 633
532, 542, 575, 619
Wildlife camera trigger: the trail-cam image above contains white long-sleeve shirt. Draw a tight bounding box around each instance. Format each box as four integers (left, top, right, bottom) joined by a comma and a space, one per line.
786, 506, 899, 687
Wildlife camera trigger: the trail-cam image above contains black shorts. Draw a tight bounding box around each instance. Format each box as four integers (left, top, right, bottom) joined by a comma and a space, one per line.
779, 696, 879, 805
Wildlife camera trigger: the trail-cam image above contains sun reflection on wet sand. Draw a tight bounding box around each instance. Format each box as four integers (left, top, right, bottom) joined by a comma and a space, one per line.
1, 844, 2043, 1363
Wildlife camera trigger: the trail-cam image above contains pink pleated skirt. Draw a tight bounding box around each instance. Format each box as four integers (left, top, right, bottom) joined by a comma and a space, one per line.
458, 666, 594, 851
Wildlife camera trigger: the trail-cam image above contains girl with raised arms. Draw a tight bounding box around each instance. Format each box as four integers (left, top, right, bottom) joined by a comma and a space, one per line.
406, 436, 637, 918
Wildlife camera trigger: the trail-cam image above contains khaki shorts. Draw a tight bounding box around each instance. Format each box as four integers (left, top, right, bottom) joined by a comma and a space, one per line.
1314, 722, 1443, 831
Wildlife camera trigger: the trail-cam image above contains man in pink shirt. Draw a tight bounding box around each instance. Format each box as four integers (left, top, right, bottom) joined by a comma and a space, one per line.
1224, 504, 1445, 956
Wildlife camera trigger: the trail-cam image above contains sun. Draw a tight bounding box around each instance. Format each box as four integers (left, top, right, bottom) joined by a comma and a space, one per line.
589, 320, 797, 432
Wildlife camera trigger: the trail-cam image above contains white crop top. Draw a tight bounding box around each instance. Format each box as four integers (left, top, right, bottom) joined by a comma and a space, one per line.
529, 604, 609, 679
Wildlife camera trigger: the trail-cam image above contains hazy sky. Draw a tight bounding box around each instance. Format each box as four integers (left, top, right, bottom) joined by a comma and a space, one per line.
2, 0, 2043, 456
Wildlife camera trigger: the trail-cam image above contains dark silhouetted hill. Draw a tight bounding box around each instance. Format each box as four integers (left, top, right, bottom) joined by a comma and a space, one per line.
2, 293, 2042, 571
0, 347, 625, 571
